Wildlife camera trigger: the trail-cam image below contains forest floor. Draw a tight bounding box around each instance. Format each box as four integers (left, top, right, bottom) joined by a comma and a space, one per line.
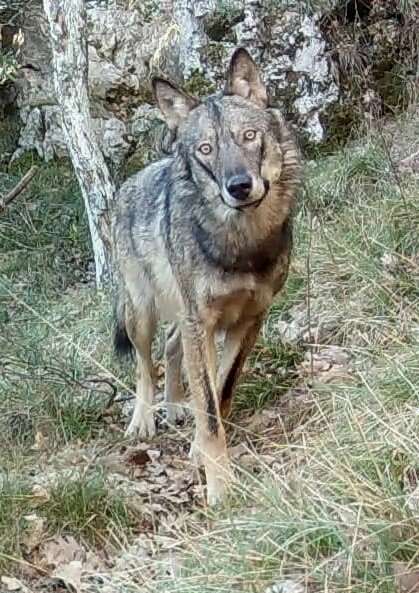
0, 109, 418, 593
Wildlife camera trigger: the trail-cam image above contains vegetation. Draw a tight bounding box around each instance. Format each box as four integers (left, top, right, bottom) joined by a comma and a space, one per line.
1, 84, 419, 593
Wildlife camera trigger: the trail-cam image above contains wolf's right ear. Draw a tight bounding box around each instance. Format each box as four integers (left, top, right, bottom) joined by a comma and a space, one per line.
152, 79, 199, 130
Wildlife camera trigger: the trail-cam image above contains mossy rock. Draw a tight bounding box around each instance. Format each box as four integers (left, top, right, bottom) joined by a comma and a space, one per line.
184, 70, 216, 97
203, 2, 245, 42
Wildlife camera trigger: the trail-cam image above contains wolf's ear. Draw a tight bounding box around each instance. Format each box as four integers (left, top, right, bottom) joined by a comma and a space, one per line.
224, 48, 268, 108
152, 78, 199, 130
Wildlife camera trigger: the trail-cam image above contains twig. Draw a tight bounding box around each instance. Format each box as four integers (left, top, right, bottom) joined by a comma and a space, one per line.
0, 165, 38, 212
306, 208, 314, 382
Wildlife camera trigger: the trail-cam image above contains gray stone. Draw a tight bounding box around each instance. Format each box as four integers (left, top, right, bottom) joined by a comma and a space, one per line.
9, 0, 352, 165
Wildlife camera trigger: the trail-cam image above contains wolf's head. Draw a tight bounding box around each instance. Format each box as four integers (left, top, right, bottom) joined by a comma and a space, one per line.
152, 49, 287, 212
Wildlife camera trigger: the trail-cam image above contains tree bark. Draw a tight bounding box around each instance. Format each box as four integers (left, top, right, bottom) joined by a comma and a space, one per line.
43, 0, 115, 287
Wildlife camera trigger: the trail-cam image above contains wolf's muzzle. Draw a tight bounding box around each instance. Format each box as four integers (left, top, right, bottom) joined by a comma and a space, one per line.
226, 174, 253, 201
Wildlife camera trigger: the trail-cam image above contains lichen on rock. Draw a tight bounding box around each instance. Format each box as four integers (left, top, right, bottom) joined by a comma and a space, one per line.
8, 0, 417, 169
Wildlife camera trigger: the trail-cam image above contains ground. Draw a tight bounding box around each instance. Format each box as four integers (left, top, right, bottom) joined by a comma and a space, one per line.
0, 109, 418, 593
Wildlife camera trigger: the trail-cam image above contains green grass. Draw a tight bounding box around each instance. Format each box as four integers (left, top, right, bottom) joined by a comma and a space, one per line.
234, 341, 303, 413
0, 142, 137, 573
149, 346, 419, 593
0, 470, 140, 573
0, 476, 33, 572
44, 471, 135, 546
0, 152, 91, 294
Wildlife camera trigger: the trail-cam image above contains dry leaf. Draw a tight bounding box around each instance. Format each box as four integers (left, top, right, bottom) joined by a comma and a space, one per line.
40, 535, 85, 569
126, 449, 151, 467
31, 484, 50, 505
0, 576, 27, 591
393, 562, 419, 592
52, 559, 82, 593
22, 514, 46, 553
31, 431, 48, 451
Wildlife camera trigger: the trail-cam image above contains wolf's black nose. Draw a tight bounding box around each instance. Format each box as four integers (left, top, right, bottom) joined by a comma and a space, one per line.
227, 174, 253, 201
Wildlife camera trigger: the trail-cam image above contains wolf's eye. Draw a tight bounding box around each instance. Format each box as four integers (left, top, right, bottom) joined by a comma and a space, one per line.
199, 142, 212, 155
244, 129, 257, 141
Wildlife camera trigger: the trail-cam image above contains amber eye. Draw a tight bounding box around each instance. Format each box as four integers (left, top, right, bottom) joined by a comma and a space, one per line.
244, 129, 257, 141
199, 142, 212, 155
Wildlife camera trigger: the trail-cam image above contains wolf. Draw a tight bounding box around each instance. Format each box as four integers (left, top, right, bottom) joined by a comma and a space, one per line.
112, 48, 301, 505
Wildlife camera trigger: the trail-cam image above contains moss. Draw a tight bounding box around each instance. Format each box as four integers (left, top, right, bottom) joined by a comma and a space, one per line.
122, 148, 151, 178
184, 70, 216, 97
203, 1, 244, 42
136, 86, 154, 105
206, 42, 228, 64
0, 111, 20, 160
375, 63, 414, 113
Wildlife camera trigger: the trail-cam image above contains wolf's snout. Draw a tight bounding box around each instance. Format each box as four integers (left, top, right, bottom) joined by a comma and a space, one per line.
227, 174, 253, 201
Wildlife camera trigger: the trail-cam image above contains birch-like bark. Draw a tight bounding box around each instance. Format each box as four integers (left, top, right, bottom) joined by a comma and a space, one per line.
43, 0, 115, 287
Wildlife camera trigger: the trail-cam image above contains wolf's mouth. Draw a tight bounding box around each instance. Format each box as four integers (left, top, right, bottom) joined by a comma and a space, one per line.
234, 179, 270, 211
235, 198, 263, 211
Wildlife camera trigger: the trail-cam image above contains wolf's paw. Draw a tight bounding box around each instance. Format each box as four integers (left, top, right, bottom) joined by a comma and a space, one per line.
165, 401, 187, 425
206, 466, 232, 506
125, 409, 156, 439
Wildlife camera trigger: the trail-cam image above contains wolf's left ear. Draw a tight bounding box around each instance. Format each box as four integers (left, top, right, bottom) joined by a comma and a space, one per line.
224, 48, 268, 108
152, 78, 199, 130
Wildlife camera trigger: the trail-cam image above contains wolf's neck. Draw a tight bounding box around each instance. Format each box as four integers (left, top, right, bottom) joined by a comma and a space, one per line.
191, 204, 292, 276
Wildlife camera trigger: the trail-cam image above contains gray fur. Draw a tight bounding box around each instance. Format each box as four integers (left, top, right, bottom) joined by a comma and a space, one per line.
112, 48, 301, 505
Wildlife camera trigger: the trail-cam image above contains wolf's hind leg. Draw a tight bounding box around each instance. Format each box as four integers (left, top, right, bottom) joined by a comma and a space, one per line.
125, 302, 157, 439
164, 324, 186, 423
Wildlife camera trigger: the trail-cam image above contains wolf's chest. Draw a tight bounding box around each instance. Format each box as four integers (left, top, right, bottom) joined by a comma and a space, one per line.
202, 284, 273, 329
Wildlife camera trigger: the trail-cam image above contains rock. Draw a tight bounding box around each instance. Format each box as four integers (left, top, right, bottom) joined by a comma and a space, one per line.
234, 7, 339, 142
273, 300, 340, 346
265, 580, 305, 593
0, 576, 28, 592
13, 0, 339, 166
10, 0, 413, 166
393, 562, 419, 593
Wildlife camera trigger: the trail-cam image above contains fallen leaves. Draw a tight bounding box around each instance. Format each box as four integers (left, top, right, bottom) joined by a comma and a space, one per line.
126, 448, 151, 467
22, 514, 46, 554
1, 576, 30, 592
393, 562, 419, 593
1, 334, 360, 593
298, 345, 353, 384
30, 535, 103, 593
40, 535, 85, 570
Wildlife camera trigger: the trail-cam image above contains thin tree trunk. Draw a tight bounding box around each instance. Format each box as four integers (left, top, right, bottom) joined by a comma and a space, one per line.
43, 0, 115, 287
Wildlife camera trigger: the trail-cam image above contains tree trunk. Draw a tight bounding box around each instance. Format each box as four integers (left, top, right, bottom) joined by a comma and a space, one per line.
43, 0, 115, 287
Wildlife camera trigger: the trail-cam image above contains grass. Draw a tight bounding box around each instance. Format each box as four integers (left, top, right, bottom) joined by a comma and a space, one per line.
0, 142, 143, 572
44, 471, 135, 546
1, 106, 419, 591
0, 477, 32, 571
234, 341, 303, 413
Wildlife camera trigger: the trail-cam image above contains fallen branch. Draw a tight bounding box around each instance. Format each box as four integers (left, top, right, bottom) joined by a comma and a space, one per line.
0, 165, 37, 212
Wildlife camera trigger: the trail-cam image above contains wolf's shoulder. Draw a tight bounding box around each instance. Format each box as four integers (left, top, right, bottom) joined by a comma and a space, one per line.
118, 157, 173, 202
